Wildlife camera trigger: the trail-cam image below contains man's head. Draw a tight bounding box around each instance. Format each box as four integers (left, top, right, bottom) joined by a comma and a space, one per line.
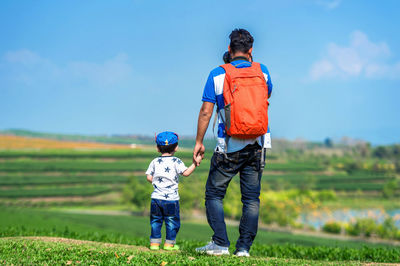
228, 28, 254, 59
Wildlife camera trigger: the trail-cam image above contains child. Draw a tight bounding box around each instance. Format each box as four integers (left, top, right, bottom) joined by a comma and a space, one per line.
145, 131, 198, 251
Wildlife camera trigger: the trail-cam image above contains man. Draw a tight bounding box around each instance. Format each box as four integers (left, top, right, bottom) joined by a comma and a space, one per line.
193, 29, 273, 257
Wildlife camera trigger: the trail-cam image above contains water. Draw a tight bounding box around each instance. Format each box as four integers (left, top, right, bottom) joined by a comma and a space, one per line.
299, 209, 400, 230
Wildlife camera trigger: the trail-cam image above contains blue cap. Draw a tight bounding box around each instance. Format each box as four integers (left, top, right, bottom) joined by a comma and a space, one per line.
155, 131, 178, 146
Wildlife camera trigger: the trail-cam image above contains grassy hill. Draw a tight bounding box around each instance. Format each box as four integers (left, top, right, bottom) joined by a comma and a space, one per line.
1, 207, 399, 264
1, 237, 355, 265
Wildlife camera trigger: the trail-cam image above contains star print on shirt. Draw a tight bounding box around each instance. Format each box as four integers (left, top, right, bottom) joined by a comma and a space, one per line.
164, 193, 169, 199
154, 184, 158, 189
166, 184, 173, 189
172, 158, 177, 162
174, 175, 179, 183
157, 158, 163, 164
177, 159, 182, 164
158, 177, 164, 183
150, 171, 155, 176
165, 167, 170, 173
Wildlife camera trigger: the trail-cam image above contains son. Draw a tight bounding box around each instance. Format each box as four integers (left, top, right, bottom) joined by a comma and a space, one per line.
145, 131, 198, 250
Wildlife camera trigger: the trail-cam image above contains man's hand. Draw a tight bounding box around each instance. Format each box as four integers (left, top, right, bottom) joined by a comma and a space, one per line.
193, 142, 205, 166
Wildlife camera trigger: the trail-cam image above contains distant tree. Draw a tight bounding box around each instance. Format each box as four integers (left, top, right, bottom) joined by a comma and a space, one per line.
382, 179, 399, 199
324, 138, 333, 148
357, 143, 371, 157
122, 176, 153, 214
373, 146, 391, 159
393, 145, 400, 157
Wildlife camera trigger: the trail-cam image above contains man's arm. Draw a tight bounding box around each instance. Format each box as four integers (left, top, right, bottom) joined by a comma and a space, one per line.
193, 101, 214, 166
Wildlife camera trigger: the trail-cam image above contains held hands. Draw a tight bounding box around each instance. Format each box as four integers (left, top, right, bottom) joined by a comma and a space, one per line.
193, 154, 202, 167
193, 142, 205, 166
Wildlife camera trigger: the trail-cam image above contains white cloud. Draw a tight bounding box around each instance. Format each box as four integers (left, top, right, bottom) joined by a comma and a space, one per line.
1, 50, 134, 88
316, 0, 342, 10
4, 49, 44, 65
309, 31, 400, 80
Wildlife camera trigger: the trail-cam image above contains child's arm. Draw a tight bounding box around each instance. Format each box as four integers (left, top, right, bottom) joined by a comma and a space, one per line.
146, 174, 153, 183
182, 163, 196, 177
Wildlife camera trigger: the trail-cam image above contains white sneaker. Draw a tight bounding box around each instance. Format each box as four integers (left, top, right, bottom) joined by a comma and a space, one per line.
195, 241, 230, 256
234, 250, 250, 257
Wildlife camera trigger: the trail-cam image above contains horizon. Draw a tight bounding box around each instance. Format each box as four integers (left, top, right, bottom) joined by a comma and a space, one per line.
1, 1, 399, 145
1, 127, 389, 146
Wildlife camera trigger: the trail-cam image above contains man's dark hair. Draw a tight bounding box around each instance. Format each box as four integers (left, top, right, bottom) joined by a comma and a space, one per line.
229, 28, 254, 54
157, 143, 178, 154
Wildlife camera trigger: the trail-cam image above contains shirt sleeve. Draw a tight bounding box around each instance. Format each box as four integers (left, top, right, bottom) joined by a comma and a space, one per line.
175, 159, 188, 175
260, 64, 273, 96
201, 71, 216, 103
145, 160, 155, 176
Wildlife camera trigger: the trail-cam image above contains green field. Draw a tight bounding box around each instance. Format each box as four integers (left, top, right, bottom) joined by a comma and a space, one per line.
0, 149, 396, 195
1, 207, 399, 264
0, 145, 399, 264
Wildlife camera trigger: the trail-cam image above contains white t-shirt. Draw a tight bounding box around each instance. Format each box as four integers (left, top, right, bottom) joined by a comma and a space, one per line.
145, 156, 188, 201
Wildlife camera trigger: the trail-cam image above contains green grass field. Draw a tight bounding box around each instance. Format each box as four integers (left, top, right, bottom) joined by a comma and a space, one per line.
0, 147, 399, 264
1, 207, 399, 263
0, 150, 395, 196
0, 237, 348, 265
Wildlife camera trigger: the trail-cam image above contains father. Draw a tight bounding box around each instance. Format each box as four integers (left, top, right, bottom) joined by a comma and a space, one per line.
193, 29, 273, 257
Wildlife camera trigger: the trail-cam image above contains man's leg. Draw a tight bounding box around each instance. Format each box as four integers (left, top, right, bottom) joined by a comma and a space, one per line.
236, 147, 263, 253
205, 152, 239, 247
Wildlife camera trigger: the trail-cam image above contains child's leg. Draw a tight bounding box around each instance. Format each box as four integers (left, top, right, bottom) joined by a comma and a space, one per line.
150, 199, 163, 246
163, 200, 180, 245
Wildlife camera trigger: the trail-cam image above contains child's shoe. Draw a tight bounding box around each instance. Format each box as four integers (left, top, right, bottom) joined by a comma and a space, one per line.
150, 243, 160, 250
163, 243, 179, 251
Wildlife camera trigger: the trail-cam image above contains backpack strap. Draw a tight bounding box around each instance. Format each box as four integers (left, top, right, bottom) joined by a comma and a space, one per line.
221, 62, 262, 78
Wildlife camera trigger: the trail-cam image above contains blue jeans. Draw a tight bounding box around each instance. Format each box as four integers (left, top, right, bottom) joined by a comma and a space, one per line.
205, 143, 264, 251
150, 199, 180, 244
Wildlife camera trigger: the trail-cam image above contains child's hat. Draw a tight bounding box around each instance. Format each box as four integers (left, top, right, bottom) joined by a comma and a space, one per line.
155, 131, 179, 146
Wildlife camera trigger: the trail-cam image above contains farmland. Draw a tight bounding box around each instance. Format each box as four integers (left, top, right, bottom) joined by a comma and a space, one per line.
1, 134, 400, 264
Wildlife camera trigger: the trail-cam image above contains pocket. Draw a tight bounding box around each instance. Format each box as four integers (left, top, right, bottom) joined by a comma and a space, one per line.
224, 103, 231, 131
214, 152, 236, 172
164, 202, 177, 216
250, 149, 263, 171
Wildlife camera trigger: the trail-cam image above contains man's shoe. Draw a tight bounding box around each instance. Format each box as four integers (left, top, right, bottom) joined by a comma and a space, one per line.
149, 243, 160, 250
195, 241, 229, 256
234, 249, 250, 257
163, 243, 179, 251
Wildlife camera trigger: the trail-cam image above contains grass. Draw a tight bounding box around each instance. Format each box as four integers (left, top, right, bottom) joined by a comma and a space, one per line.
0, 158, 210, 173
0, 237, 348, 266
0, 148, 399, 263
1, 207, 400, 263
0, 174, 129, 186
321, 196, 400, 210
0, 149, 193, 159
0, 186, 114, 198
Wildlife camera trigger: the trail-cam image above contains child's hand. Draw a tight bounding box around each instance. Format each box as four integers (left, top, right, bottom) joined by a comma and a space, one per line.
194, 155, 202, 166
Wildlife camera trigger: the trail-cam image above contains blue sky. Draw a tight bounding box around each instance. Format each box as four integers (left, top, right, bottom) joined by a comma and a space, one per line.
1, 0, 399, 144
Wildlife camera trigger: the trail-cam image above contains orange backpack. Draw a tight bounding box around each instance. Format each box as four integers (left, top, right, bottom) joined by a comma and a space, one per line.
221, 62, 269, 139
